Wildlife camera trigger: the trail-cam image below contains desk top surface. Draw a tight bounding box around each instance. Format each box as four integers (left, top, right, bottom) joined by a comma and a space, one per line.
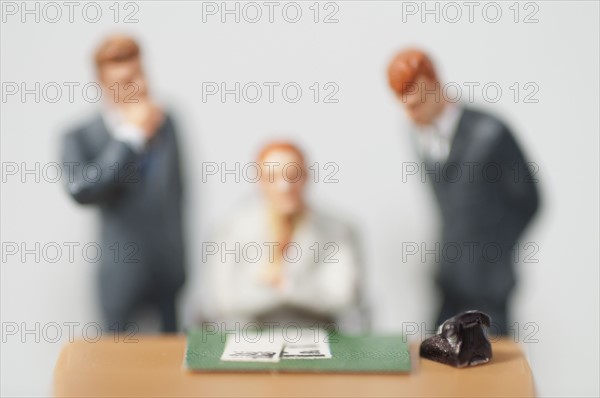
53, 335, 535, 397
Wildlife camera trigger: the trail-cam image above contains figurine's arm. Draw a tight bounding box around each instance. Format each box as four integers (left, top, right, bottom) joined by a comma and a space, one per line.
452, 118, 539, 238
466, 123, 540, 239
61, 129, 139, 205
207, 255, 280, 319
495, 127, 540, 231
202, 220, 281, 320
439, 120, 538, 303
282, 231, 359, 316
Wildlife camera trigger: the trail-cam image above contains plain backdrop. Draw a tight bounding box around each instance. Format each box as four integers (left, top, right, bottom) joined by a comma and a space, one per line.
1, 1, 598, 396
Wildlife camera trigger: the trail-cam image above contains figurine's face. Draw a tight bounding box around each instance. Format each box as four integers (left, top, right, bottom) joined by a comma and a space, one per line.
260, 149, 306, 216
98, 57, 148, 104
397, 75, 443, 126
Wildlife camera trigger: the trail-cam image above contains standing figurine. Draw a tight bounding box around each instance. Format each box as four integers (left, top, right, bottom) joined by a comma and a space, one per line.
62, 35, 186, 332
387, 49, 539, 335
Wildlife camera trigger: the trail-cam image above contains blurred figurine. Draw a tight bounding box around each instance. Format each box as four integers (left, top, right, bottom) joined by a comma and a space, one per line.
62, 35, 185, 332
420, 310, 493, 368
388, 49, 539, 335
199, 142, 367, 332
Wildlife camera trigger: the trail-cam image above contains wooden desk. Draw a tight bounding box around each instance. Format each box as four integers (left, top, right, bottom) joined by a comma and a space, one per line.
54, 336, 535, 397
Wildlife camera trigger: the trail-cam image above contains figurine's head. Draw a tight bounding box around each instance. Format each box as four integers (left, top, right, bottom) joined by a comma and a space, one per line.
387, 49, 445, 126
94, 35, 148, 104
258, 141, 307, 216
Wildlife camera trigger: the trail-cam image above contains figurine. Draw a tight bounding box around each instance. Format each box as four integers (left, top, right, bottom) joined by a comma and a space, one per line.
387, 49, 540, 335
420, 310, 492, 367
191, 142, 369, 333
62, 35, 186, 332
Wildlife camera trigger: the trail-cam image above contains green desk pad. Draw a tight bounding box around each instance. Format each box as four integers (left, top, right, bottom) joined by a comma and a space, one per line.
184, 330, 411, 373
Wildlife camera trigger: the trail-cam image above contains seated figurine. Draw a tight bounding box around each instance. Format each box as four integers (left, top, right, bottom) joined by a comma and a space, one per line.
188, 141, 369, 333
420, 310, 492, 367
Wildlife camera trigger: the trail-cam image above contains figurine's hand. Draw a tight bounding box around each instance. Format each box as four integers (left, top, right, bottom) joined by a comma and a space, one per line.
120, 99, 163, 139
261, 262, 283, 289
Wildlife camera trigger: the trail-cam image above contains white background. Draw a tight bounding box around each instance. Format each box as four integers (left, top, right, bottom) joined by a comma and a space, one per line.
1, 1, 598, 396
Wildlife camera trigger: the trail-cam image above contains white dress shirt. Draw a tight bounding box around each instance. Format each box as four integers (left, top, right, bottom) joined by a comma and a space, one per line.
190, 198, 362, 330
411, 103, 463, 162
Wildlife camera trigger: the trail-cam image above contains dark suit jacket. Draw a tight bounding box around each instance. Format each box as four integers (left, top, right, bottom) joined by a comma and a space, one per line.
428, 108, 539, 306
62, 113, 185, 314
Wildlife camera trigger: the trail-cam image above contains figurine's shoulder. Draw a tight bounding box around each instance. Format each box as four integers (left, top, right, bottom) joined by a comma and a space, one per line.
461, 108, 509, 135
459, 107, 512, 149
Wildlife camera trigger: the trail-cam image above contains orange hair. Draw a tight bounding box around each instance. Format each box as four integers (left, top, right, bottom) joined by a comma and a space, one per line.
387, 49, 438, 95
94, 35, 140, 70
257, 141, 306, 167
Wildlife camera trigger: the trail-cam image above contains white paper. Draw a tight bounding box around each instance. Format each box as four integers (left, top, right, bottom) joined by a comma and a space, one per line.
281, 328, 332, 359
220, 333, 284, 363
